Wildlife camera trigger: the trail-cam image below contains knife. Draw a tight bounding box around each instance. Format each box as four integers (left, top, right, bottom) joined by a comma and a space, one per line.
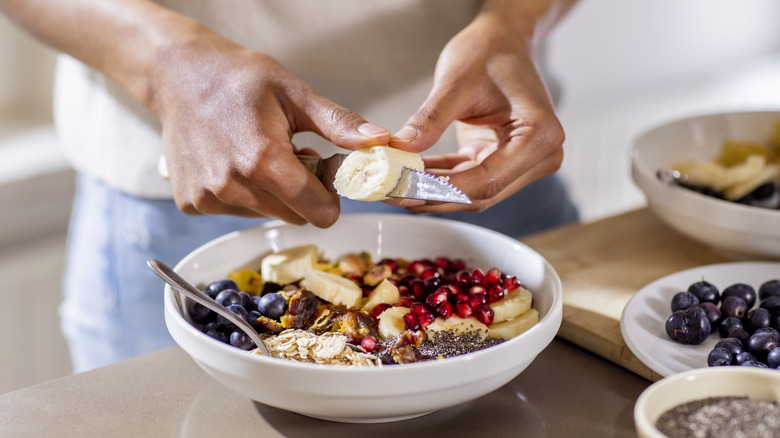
297, 154, 471, 204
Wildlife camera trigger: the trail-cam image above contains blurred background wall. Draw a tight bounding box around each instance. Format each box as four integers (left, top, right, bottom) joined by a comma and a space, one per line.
1, 0, 779, 393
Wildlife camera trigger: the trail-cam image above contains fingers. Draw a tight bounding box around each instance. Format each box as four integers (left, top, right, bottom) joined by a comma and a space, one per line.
294, 90, 392, 150
389, 89, 462, 153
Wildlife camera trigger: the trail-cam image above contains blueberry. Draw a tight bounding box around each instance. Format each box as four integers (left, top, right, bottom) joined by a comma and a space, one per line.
758, 280, 780, 301
215, 289, 243, 307
747, 331, 779, 363
229, 330, 255, 350
735, 351, 756, 365
720, 295, 748, 319
205, 328, 229, 344
671, 291, 699, 312
247, 310, 263, 333
216, 303, 249, 330
740, 359, 769, 368
239, 291, 253, 309
188, 300, 214, 324
744, 308, 771, 334
206, 279, 240, 298
697, 302, 721, 330
760, 296, 780, 316
718, 316, 744, 338
688, 281, 720, 305
256, 293, 288, 320
714, 337, 744, 357
665, 306, 711, 345
726, 326, 750, 347
707, 347, 732, 367
721, 283, 757, 309
767, 347, 780, 368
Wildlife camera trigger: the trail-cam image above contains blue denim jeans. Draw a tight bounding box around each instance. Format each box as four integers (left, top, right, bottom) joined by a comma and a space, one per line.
60, 173, 577, 372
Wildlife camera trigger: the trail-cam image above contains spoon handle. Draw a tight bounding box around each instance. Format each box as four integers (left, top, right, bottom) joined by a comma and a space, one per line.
147, 259, 271, 356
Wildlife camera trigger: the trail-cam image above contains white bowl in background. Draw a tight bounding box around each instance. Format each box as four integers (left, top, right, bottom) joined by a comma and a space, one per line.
634, 366, 780, 438
163, 214, 562, 423
631, 110, 780, 260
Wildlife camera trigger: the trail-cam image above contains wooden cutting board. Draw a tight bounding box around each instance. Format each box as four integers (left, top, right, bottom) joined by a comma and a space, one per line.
522, 208, 730, 382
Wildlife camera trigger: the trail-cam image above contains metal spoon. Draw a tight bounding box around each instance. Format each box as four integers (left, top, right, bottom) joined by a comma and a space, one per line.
147, 258, 271, 356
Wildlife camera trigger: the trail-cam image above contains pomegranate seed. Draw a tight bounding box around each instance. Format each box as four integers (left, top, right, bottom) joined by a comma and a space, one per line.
420, 268, 439, 280
426, 288, 449, 308
488, 285, 505, 303
410, 302, 427, 315
423, 276, 442, 291
436, 301, 454, 318
360, 336, 377, 352
455, 292, 470, 303
409, 280, 425, 299
434, 257, 451, 271
378, 258, 398, 273
370, 303, 392, 319
503, 275, 520, 291
485, 268, 502, 287
471, 269, 484, 285
346, 272, 363, 284
455, 301, 473, 318
418, 311, 435, 327
455, 270, 471, 285
397, 284, 410, 297
474, 303, 494, 325
403, 312, 421, 331
444, 283, 460, 295
400, 273, 417, 285
468, 293, 487, 309
409, 260, 433, 276
397, 297, 414, 307
469, 285, 488, 296
361, 285, 373, 297
451, 259, 466, 272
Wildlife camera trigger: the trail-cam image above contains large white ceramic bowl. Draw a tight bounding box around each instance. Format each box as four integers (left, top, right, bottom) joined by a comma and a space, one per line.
634, 367, 780, 438
631, 110, 780, 260
164, 214, 562, 423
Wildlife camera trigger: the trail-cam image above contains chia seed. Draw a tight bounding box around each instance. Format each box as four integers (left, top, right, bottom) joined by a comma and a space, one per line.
417, 329, 504, 359
655, 396, 780, 438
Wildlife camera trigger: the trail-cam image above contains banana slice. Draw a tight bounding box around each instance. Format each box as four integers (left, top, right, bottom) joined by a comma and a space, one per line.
488, 309, 539, 340
333, 146, 424, 201
260, 244, 318, 285
377, 306, 411, 339
426, 316, 489, 341
490, 287, 533, 324
361, 278, 401, 311
302, 269, 363, 309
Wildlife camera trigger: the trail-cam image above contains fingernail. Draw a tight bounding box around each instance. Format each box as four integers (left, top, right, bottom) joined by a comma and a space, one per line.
392, 126, 418, 143
358, 123, 390, 138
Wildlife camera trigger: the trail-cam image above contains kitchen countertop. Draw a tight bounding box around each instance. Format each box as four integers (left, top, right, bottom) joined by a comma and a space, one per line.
0, 208, 733, 437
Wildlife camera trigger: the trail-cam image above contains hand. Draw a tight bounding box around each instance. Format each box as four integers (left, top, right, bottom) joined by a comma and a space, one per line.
388, 3, 570, 213
154, 30, 390, 227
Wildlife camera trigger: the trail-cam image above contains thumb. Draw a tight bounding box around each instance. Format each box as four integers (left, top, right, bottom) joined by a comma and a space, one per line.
389, 90, 460, 153
298, 92, 391, 151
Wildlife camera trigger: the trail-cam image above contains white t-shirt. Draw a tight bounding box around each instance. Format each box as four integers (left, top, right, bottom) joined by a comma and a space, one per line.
54, 0, 483, 198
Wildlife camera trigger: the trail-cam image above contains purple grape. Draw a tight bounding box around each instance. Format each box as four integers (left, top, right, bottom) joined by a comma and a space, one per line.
744, 308, 771, 334
718, 316, 743, 338
735, 351, 756, 365
707, 347, 732, 366
767, 347, 780, 368
671, 291, 699, 312
758, 279, 780, 300
760, 296, 780, 316
747, 331, 779, 363
714, 337, 744, 357
688, 281, 720, 305
726, 326, 750, 347
665, 306, 711, 345
697, 302, 721, 330
721, 283, 757, 309
720, 295, 748, 319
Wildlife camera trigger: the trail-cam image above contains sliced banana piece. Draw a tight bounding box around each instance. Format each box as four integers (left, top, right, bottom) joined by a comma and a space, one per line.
488, 309, 539, 340
426, 316, 489, 341
361, 278, 401, 311
302, 269, 362, 309
490, 287, 533, 324
333, 146, 424, 201
377, 306, 410, 339
260, 244, 318, 285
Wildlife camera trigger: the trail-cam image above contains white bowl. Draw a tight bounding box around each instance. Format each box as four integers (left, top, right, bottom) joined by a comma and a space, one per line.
634, 367, 780, 438
631, 110, 780, 260
163, 214, 562, 423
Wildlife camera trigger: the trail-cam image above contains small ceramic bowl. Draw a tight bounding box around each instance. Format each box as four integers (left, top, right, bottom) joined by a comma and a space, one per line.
634, 366, 780, 437
631, 110, 780, 260
164, 214, 563, 423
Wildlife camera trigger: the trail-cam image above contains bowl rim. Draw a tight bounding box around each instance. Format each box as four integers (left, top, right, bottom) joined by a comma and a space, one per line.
165, 213, 564, 373
634, 366, 780, 437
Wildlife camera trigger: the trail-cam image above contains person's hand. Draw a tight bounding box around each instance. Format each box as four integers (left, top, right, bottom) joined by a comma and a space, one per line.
388, 1, 574, 213
154, 30, 390, 227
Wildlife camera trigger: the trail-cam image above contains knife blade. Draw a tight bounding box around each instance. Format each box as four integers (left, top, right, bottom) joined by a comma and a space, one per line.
297, 154, 471, 204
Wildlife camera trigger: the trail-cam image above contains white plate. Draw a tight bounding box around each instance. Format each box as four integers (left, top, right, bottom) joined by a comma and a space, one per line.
620, 261, 780, 377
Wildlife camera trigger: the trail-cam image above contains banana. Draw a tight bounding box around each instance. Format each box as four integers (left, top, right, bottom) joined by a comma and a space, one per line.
377, 306, 410, 339
426, 316, 489, 341
361, 278, 401, 311
488, 309, 539, 340
333, 146, 425, 201
302, 268, 363, 309
490, 287, 533, 324
260, 244, 318, 285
